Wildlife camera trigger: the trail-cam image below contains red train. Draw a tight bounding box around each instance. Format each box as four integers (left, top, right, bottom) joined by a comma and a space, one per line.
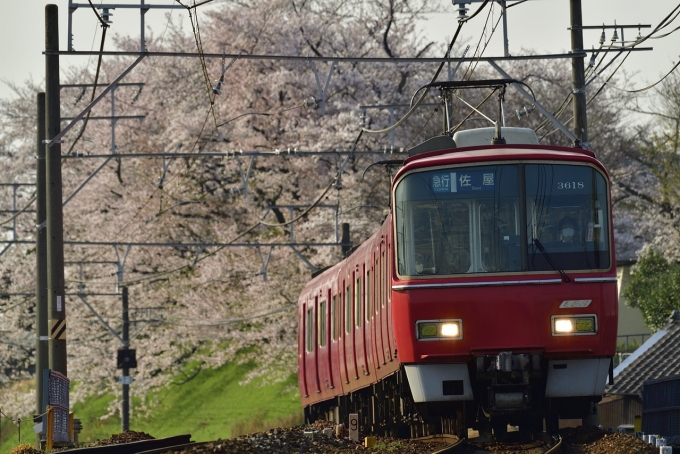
298, 117, 617, 437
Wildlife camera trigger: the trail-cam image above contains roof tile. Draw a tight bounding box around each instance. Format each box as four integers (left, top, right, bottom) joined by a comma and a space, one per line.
607, 310, 680, 396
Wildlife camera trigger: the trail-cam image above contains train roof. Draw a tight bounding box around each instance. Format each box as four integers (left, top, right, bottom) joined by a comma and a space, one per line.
404, 144, 598, 166
400, 128, 604, 177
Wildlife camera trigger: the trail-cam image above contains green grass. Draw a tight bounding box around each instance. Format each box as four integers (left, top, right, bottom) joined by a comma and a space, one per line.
1, 360, 303, 452
129, 360, 302, 441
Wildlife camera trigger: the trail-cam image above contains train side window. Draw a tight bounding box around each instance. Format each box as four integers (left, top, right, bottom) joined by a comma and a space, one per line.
318, 299, 327, 348
345, 284, 352, 334
305, 306, 314, 353
376, 257, 380, 314
387, 247, 391, 303
331, 295, 338, 342
382, 250, 387, 307
355, 276, 363, 328
366, 270, 371, 322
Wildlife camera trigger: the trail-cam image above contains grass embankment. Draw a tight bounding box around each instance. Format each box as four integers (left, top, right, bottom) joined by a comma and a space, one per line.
0, 360, 302, 452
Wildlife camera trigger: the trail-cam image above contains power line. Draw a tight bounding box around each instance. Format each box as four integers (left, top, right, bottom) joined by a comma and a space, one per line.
44, 49, 585, 62
59, 150, 408, 159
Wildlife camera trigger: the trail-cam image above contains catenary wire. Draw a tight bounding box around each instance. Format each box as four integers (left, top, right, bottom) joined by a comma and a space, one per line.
360, 0, 491, 136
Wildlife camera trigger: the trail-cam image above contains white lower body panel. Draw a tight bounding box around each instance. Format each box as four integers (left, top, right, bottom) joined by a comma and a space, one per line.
404, 363, 473, 402
545, 358, 611, 397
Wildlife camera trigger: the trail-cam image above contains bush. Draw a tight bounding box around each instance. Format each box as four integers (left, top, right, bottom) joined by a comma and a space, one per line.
9, 444, 41, 454
623, 249, 680, 331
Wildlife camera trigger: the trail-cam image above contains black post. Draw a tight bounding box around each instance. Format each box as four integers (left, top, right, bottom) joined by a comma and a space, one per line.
570, 0, 588, 148
35, 92, 48, 448
45, 4, 67, 375
122, 287, 130, 432
341, 223, 351, 257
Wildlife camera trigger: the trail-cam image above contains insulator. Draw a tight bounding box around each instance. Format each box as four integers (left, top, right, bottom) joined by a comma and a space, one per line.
515, 106, 534, 120
599, 29, 605, 44
102, 8, 113, 24
303, 97, 318, 108
454, 1, 469, 20
212, 78, 224, 95
588, 50, 596, 68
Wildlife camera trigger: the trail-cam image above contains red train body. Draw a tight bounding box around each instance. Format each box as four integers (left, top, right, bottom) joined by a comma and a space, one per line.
298, 127, 617, 437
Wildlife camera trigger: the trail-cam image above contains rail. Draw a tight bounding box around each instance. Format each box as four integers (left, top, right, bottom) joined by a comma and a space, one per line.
439, 434, 561, 453
49, 434, 192, 454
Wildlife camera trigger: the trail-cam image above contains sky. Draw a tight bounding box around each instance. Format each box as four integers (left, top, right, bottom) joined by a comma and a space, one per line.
0, 0, 677, 103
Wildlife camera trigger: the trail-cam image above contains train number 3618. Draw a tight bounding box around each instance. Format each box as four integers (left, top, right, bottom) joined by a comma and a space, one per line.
557, 181, 585, 190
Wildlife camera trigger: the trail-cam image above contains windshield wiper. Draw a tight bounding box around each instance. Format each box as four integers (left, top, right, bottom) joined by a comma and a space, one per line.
533, 238, 571, 283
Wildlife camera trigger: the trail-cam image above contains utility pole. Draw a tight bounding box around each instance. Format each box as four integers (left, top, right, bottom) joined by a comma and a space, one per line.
121, 287, 130, 432
45, 4, 67, 375
35, 92, 48, 448
570, 0, 588, 148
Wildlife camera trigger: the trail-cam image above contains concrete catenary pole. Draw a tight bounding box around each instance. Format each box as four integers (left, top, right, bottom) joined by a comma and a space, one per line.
570, 0, 588, 148
35, 92, 48, 447
45, 4, 67, 375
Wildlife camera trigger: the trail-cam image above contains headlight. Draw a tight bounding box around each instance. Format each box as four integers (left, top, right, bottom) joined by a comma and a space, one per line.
441, 323, 459, 337
554, 319, 573, 333
551, 315, 597, 336
417, 319, 462, 340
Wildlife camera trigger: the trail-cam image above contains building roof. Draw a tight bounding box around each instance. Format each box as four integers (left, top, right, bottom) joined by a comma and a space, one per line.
607, 310, 680, 396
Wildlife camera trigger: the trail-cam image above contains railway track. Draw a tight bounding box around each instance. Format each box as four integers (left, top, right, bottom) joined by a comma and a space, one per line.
436, 434, 562, 454
51, 427, 562, 454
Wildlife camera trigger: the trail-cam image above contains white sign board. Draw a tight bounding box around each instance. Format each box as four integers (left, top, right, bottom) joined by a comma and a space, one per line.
348, 413, 359, 441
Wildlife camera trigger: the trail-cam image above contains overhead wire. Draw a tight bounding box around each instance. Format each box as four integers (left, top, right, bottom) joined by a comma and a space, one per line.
69, 138, 386, 288
28, 1, 680, 341
70, 1, 494, 285
583, 2, 680, 98
74, 0, 224, 263
444, 2, 503, 130
65, 1, 112, 156
111, 170, 341, 287
78, 2, 495, 276
75, 96, 307, 266
163, 304, 295, 327
65, 1, 473, 261
0, 195, 36, 227
175, 0, 218, 130
534, 40, 607, 134
73, 132, 345, 286
459, 1, 500, 82
360, 0, 492, 136
599, 58, 680, 94
536, 1, 680, 137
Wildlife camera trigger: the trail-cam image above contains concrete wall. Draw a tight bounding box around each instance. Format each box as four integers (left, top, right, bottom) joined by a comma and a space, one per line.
616, 264, 651, 348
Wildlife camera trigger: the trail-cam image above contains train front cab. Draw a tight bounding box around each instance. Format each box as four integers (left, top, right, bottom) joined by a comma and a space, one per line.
391, 146, 618, 434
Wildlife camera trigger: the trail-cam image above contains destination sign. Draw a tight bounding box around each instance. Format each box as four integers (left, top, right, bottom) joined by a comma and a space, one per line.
431, 171, 496, 193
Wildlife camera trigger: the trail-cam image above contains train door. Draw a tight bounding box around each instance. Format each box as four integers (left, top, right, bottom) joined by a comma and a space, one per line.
329, 286, 341, 392
385, 241, 395, 362
299, 297, 309, 398
342, 277, 357, 382
304, 296, 320, 395
363, 263, 375, 377
316, 290, 330, 393
379, 243, 387, 364
374, 253, 385, 369
350, 268, 361, 380
354, 266, 369, 378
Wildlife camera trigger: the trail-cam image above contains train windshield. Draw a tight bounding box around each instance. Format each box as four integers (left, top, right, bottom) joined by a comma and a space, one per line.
394, 163, 610, 277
